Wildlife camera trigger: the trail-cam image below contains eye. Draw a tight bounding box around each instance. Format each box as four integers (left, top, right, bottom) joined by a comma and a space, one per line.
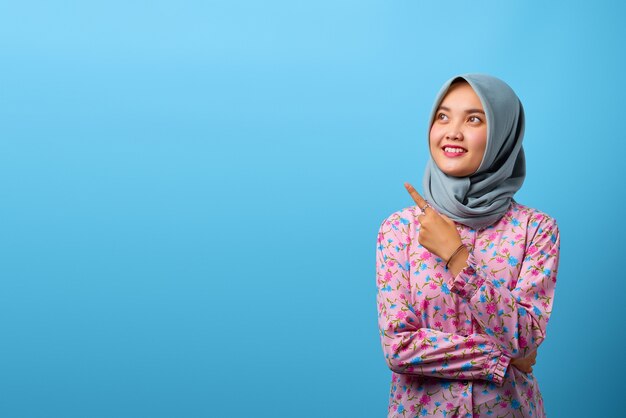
436, 112, 448, 121
468, 115, 483, 123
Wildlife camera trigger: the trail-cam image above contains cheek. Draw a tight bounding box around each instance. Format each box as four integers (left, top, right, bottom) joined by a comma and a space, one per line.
476, 130, 488, 154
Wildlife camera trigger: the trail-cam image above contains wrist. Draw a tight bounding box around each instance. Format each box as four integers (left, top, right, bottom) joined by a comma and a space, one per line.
444, 243, 465, 267
447, 246, 469, 277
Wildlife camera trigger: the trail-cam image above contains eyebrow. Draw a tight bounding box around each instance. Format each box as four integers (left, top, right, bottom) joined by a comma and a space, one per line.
438, 105, 485, 115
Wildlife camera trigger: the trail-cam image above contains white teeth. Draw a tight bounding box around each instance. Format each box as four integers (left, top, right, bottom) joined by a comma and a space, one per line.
444, 147, 466, 153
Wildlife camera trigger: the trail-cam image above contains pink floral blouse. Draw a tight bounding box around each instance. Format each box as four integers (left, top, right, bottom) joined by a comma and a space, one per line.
376, 201, 560, 417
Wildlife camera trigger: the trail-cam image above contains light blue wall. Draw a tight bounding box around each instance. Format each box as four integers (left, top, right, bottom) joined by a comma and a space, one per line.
1, 1, 622, 417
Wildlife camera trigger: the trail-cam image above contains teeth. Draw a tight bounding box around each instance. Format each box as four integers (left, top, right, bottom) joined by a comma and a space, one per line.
444, 147, 466, 153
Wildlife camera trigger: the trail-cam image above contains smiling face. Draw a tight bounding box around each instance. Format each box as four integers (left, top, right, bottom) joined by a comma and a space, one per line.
429, 81, 488, 177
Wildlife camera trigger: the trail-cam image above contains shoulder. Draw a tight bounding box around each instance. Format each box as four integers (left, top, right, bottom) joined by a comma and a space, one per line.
378, 205, 420, 229
508, 201, 558, 226
377, 205, 421, 239
380, 205, 421, 224
506, 201, 560, 242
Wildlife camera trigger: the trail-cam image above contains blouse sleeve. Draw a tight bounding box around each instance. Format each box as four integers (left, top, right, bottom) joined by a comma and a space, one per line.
451, 215, 560, 359
376, 215, 510, 386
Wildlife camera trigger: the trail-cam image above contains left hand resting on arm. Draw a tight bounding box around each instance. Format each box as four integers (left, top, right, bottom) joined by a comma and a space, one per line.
511, 350, 537, 373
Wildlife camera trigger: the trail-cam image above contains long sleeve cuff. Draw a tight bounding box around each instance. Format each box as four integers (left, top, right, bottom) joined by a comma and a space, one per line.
451, 251, 486, 299
490, 353, 511, 386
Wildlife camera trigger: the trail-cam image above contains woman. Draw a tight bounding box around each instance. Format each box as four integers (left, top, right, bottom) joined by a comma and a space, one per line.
376, 74, 560, 417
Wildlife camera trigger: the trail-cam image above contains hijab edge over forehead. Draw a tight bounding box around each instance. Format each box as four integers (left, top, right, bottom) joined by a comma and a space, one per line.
422, 73, 526, 230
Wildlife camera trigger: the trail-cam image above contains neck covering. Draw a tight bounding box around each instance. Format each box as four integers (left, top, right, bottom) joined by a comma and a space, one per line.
422, 74, 526, 230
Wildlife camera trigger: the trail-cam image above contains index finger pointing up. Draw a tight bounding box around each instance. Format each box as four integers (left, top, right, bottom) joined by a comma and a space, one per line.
404, 182, 427, 209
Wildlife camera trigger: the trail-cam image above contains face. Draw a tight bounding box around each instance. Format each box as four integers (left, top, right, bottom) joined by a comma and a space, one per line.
429, 82, 487, 177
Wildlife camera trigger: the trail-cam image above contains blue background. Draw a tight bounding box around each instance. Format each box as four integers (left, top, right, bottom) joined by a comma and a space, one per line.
1, 1, 623, 417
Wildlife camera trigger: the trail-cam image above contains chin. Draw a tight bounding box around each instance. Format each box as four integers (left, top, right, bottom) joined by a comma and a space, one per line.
435, 163, 472, 177
433, 157, 479, 178
444, 170, 472, 178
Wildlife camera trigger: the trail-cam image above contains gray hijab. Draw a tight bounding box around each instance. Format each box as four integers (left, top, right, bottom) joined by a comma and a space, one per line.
422, 74, 525, 230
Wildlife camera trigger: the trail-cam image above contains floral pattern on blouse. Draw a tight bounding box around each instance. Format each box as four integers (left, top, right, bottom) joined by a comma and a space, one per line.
376, 201, 560, 418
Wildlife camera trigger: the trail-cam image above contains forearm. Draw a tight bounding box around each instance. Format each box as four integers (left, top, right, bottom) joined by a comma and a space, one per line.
379, 314, 510, 385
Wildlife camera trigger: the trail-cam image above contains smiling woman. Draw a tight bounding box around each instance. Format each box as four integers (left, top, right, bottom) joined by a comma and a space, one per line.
376, 74, 560, 418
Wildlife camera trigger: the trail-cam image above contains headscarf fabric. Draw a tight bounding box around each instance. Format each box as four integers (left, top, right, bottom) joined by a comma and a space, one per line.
422, 74, 526, 230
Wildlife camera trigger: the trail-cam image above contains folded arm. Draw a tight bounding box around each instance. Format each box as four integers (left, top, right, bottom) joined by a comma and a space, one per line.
376, 216, 510, 385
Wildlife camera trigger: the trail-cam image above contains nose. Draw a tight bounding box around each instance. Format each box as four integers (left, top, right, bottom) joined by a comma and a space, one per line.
445, 127, 463, 141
